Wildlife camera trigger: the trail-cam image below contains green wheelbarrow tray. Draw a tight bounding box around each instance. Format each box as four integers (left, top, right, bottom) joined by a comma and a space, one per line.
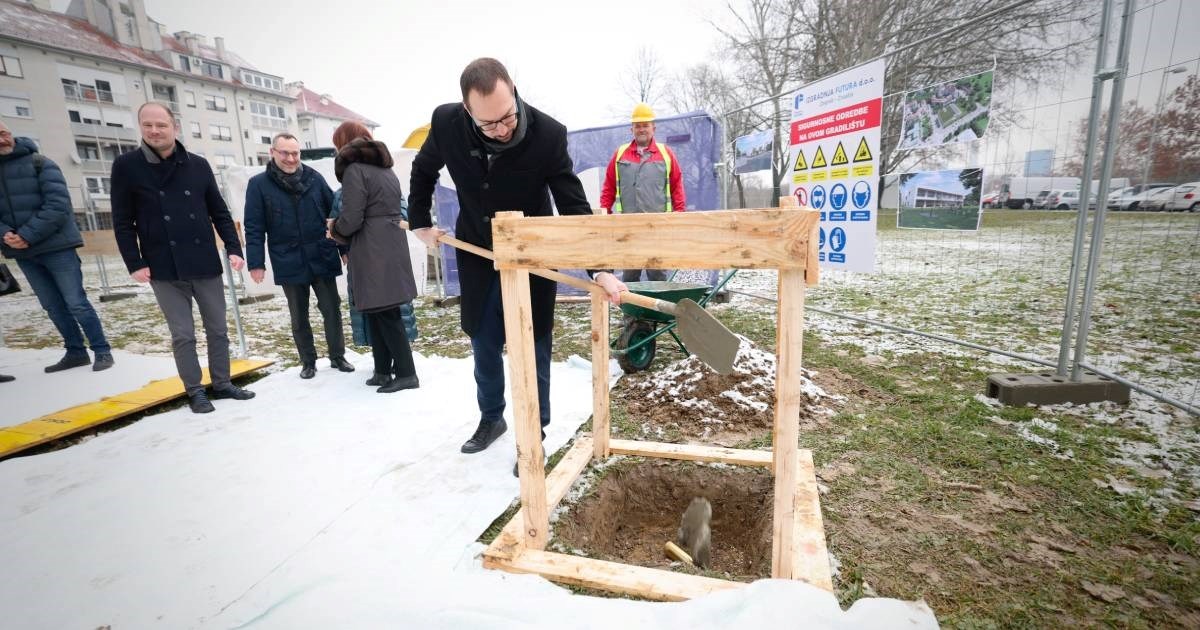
618, 281, 712, 323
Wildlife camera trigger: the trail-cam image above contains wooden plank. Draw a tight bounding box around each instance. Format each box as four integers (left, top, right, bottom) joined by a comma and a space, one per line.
592, 292, 611, 458
485, 437, 595, 562
608, 439, 773, 467
793, 449, 834, 591
0, 358, 273, 458
491, 209, 818, 271
498, 245, 549, 551
771, 267, 805, 578
79, 230, 121, 256
775, 197, 817, 286
488, 548, 744, 602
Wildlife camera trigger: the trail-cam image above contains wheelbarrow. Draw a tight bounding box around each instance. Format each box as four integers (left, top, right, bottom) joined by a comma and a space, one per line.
613, 270, 739, 373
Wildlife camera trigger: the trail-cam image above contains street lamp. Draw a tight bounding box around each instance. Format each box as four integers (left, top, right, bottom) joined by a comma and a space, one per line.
1140, 65, 1188, 188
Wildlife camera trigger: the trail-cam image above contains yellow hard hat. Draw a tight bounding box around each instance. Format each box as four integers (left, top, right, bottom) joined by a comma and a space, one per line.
631, 102, 656, 123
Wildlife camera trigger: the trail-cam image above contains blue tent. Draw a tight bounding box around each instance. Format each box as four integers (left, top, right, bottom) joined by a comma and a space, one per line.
433, 111, 722, 296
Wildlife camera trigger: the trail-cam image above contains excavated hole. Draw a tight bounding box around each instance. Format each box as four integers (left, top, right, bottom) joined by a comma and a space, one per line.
552, 459, 775, 580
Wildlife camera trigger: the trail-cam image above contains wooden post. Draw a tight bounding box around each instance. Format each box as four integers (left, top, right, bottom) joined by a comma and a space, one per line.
498, 224, 549, 550
771, 267, 805, 578
592, 290, 611, 458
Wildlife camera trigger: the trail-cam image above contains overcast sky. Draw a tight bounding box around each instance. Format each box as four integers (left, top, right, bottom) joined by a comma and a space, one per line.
133, 0, 728, 144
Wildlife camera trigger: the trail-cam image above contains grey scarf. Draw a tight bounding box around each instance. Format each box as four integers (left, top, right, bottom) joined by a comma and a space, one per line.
473, 90, 529, 155
267, 159, 308, 199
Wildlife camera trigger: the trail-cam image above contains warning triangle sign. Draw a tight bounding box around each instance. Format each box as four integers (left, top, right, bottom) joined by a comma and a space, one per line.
831, 141, 849, 166
853, 136, 873, 163
793, 149, 808, 171
811, 145, 827, 169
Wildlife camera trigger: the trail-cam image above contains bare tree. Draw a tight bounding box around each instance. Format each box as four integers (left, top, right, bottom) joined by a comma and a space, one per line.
622, 45, 666, 106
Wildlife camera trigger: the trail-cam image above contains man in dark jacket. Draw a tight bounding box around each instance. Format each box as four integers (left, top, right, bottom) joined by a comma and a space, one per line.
409, 58, 624, 473
0, 120, 113, 372
110, 102, 255, 413
245, 133, 352, 379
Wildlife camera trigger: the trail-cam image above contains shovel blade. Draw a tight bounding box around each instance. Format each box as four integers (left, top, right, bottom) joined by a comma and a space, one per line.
673, 299, 739, 375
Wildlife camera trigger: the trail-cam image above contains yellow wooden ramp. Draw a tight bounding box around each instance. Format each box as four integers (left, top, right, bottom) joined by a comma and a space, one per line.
0, 358, 273, 458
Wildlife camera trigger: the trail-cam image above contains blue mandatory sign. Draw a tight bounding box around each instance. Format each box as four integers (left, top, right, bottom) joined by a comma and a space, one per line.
829, 183, 848, 211
852, 180, 872, 209
810, 185, 826, 210
819, 227, 826, 249
829, 227, 848, 252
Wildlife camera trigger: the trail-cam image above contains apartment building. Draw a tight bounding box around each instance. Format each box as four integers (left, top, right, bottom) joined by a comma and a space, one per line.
288, 81, 378, 151
0, 0, 300, 224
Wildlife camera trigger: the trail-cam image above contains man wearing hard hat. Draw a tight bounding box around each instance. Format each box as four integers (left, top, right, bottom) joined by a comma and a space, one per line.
599, 103, 686, 282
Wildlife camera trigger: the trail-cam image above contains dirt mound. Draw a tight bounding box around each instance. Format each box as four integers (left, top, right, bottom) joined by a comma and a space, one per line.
552, 459, 775, 580
622, 338, 842, 441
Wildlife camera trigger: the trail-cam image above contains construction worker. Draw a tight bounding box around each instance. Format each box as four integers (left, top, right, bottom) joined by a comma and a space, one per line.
599, 102, 686, 282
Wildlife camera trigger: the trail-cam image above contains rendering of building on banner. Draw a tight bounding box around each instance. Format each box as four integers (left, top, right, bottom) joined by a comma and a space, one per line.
787, 58, 885, 273
733, 128, 774, 174
898, 168, 985, 231
899, 70, 993, 151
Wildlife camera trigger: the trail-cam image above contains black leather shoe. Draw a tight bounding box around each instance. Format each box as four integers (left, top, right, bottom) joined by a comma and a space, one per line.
45, 354, 91, 373
210, 384, 255, 400
92, 353, 115, 372
377, 374, 419, 393
299, 364, 316, 379
365, 372, 390, 387
330, 357, 356, 373
188, 390, 215, 414
461, 419, 507, 454
0, 374, 14, 383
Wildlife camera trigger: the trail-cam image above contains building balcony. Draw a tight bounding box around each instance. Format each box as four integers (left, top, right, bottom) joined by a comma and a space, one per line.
79, 158, 113, 172
70, 122, 138, 142
63, 85, 128, 108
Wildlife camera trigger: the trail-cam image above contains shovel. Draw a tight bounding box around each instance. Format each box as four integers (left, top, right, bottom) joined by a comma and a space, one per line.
402, 223, 739, 374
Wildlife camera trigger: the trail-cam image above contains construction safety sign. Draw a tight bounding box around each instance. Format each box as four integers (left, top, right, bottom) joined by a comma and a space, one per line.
787, 58, 885, 272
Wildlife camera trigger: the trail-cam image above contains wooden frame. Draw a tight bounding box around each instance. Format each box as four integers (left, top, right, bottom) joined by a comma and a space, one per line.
482, 207, 831, 601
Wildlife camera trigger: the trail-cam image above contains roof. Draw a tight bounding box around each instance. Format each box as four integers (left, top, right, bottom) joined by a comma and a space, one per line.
0, 0, 170, 71
159, 33, 260, 74
292, 83, 379, 127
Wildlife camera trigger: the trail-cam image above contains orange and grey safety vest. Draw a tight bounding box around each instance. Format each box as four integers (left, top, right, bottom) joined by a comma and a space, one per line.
613, 141, 676, 213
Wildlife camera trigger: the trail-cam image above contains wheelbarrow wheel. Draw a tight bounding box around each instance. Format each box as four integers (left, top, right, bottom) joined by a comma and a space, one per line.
616, 321, 657, 373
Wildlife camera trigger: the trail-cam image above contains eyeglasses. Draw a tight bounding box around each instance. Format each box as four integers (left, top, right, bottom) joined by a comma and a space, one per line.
272, 148, 300, 158
471, 109, 518, 132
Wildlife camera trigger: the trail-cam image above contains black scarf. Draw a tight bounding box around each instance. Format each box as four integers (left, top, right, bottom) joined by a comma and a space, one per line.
267, 159, 308, 198
472, 89, 529, 156
334, 139, 394, 183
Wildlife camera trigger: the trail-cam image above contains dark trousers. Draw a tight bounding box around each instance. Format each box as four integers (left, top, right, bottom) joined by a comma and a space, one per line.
16, 249, 110, 356
368, 306, 416, 378
621, 268, 667, 282
281, 276, 345, 366
149, 276, 229, 394
471, 278, 552, 427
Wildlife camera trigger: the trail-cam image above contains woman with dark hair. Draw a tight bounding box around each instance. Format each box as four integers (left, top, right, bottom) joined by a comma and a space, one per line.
329, 122, 419, 393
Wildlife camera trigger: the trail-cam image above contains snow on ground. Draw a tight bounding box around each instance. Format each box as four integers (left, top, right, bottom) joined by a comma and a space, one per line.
0, 351, 937, 629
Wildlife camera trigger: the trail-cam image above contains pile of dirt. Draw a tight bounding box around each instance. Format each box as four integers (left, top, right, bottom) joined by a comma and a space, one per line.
552, 459, 775, 580
622, 338, 842, 441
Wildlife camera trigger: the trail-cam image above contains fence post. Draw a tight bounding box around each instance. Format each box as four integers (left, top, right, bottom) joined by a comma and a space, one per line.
215, 168, 248, 358
1056, 0, 1113, 376
1071, 0, 1136, 382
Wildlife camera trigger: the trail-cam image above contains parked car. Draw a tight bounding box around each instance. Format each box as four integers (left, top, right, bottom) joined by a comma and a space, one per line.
1139, 186, 1180, 212
981, 192, 1000, 208
1108, 183, 1175, 211
1033, 189, 1054, 208
1047, 189, 1081, 210
1161, 182, 1200, 212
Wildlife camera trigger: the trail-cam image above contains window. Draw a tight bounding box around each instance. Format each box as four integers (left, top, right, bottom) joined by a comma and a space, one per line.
243, 130, 249, 139
190, 122, 201, 138
184, 90, 196, 107
209, 125, 232, 141
261, 135, 271, 145
85, 177, 112, 196
215, 154, 237, 167
179, 55, 191, 72
0, 55, 21, 78
250, 101, 288, 130
1, 95, 32, 118
94, 80, 113, 103
76, 142, 100, 160
204, 94, 227, 112
202, 61, 223, 79
257, 154, 270, 166
68, 110, 82, 123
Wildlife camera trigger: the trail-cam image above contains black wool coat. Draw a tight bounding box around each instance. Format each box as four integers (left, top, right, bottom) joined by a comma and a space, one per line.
408, 101, 590, 338
111, 142, 242, 281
